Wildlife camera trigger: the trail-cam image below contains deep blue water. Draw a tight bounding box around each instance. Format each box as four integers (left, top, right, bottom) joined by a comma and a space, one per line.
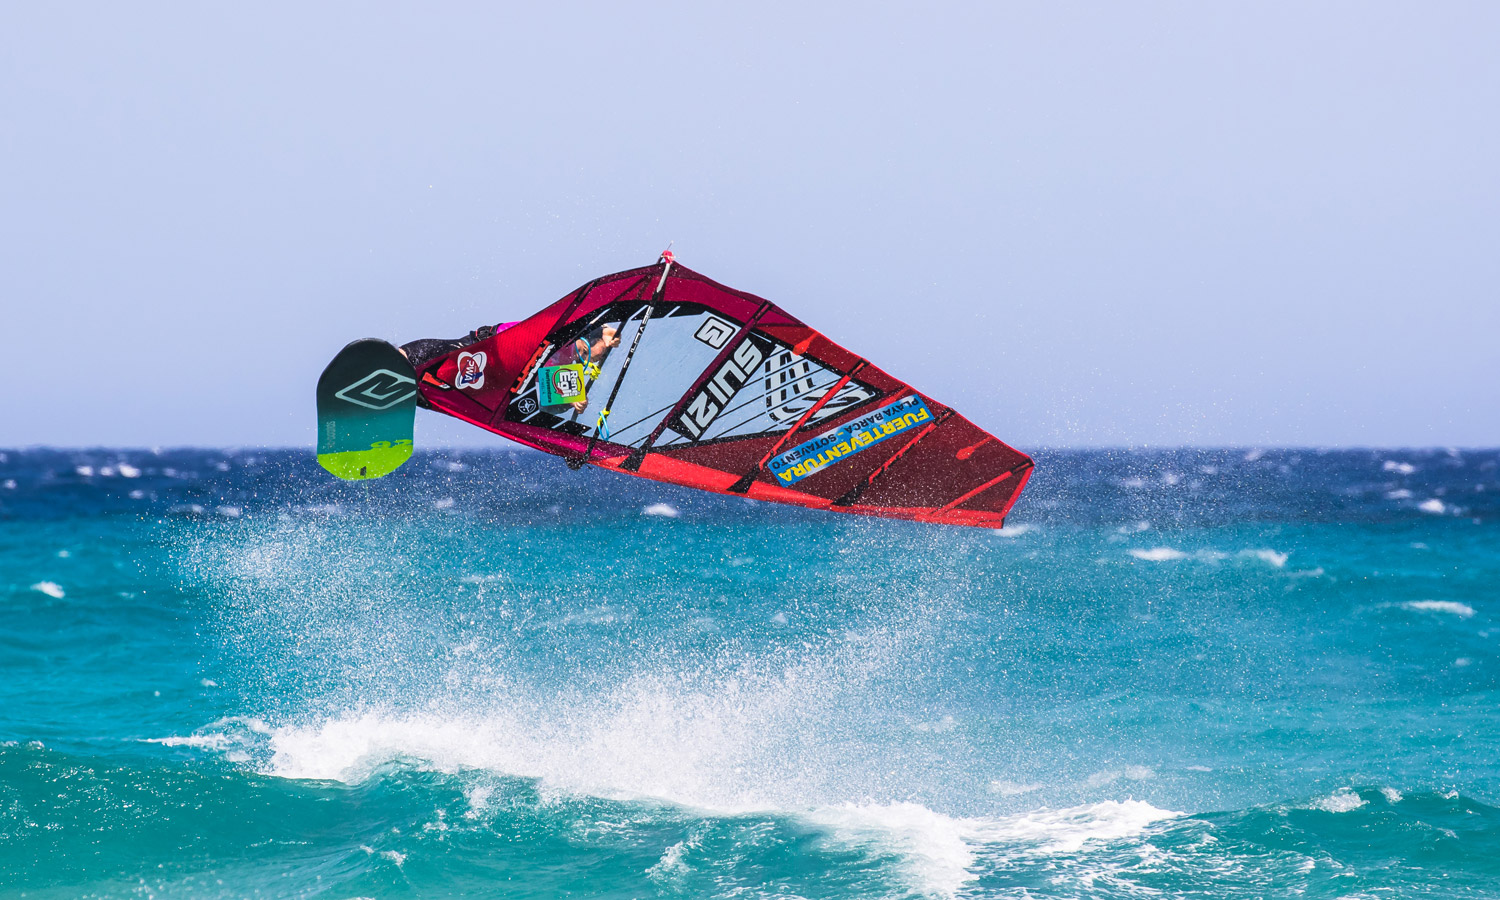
1, 446, 1497, 898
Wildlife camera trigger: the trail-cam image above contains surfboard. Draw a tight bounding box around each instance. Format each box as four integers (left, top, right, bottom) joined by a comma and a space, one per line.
315, 339, 417, 480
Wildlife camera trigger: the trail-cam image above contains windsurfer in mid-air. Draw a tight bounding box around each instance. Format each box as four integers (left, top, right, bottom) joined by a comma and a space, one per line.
399, 323, 621, 412
316, 255, 1033, 527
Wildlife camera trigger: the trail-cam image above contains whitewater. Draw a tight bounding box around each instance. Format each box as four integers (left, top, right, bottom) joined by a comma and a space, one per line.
2, 447, 1498, 898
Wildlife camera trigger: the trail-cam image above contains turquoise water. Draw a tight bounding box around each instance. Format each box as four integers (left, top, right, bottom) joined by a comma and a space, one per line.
2, 447, 1497, 898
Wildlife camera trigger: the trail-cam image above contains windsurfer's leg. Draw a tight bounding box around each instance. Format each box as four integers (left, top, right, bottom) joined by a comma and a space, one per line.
398, 338, 468, 372
399, 323, 516, 372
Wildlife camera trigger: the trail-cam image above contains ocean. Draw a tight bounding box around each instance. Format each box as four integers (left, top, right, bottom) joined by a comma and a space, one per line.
1, 446, 1496, 898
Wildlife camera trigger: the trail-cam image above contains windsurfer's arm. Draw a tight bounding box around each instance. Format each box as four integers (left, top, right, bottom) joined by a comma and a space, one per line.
592, 326, 621, 360
566, 326, 621, 411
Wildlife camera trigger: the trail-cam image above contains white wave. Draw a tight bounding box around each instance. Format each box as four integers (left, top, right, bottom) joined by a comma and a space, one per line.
1401, 600, 1475, 618
1383, 460, 1417, 475
145, 716, 274, 759
358, 845, 406, 867
2, 479, 15, 490
74, 465, 94, 477
1380, 787, 1403, 803
812, 799, 1178, 898
992, 523, 1034, 537
1129, 548, 1188, 562
215, 506, 242, 518
117, 462, 141, 478
811, 802, 977, 897
967, 799, 1178, 854
1418, 498, 1446, 514
642, 503, 680, 518
1243, 448, 1265, 462
1386, 489, 1413, 499
1241, 549, 1288, 567
645, 838, 696, 884
30, 581, 65, 599
1309, 788, 1366, 813
1117, 521, 1151, 534
249, 627, 911, 808
248, 703, 1178, 899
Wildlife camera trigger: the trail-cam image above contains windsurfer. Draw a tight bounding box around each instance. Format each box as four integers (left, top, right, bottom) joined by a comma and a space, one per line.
545, 324, 621, 412
399, 322, 621, 413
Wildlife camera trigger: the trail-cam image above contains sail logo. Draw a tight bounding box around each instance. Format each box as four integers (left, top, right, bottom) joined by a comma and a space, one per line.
693, 316, 736, 349
334, 369, 417, 410
455, 351, 487, 390
669, 332, 772, 440
767, 395, 932, 484
552, 367, 581, 396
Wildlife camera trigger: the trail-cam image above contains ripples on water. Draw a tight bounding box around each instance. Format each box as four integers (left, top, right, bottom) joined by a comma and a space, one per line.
1, 447, 1497, 897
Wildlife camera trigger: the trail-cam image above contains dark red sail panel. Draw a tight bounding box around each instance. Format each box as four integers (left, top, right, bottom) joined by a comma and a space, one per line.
415, 261, 1033, 528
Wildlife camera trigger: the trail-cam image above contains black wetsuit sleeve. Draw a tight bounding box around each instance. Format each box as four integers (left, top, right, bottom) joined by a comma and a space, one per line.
399, 324, 502, 374
399, 337, 469, 373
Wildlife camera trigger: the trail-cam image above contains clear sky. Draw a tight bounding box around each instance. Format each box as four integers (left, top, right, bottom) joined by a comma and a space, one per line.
3, 3, 1496, 448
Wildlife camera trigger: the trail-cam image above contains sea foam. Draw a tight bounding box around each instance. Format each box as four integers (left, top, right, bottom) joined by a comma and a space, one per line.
1129, 548, 1189, 562
1401, 600, 1475, 618
1308, 788, 1366, 813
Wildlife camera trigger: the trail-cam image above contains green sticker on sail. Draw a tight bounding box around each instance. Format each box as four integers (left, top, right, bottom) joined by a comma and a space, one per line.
538, 363, 587, 406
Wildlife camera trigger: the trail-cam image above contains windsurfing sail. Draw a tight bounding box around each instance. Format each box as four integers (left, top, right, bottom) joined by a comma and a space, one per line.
380, 254, 1033, 528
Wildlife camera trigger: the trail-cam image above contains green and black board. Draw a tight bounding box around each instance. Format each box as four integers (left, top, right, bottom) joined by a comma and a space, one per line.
316, 339, 417, 480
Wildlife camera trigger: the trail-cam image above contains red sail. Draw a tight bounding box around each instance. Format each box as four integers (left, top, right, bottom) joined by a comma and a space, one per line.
416, 261, 1032, 528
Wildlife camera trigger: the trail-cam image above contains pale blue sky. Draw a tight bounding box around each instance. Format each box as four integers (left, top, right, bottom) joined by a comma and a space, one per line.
3, 2, 1496, 447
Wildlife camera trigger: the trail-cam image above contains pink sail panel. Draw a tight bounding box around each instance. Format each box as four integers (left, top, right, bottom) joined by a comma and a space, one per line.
416, 261, 1032, 528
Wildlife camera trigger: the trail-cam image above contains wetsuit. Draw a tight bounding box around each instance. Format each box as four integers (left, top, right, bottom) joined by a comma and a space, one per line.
399, 323, 514, 408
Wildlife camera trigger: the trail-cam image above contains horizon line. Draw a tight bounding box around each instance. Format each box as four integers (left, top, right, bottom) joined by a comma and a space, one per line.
4, 444, 1498, 454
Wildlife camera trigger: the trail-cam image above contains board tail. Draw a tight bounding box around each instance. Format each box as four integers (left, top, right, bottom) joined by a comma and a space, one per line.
315, 339, 417, 479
